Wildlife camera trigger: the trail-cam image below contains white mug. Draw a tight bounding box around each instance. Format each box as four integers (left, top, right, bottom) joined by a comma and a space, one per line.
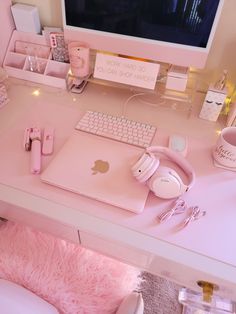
213, 127, 236, 168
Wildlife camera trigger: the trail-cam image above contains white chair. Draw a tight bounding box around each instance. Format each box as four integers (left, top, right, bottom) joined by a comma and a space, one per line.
0, 279, 144, 314
0, 279, 59, 314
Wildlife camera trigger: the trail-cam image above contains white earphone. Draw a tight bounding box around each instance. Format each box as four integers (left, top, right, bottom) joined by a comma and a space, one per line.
132, 146, 195, 199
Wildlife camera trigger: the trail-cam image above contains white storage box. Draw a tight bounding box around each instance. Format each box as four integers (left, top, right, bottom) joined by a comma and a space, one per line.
166, 65, 189, 92
11, 3, 41, 34
199, 85, 227, 122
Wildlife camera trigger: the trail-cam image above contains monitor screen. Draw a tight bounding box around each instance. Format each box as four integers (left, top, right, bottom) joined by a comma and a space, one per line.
61, 0, 224, 68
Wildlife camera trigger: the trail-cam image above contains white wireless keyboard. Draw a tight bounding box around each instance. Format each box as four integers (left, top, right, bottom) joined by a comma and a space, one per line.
75, 110, 156, 148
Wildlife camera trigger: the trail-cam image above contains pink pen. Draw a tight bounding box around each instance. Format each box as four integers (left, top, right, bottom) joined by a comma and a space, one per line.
23, 127, 32, 151
29, 127, 41, 174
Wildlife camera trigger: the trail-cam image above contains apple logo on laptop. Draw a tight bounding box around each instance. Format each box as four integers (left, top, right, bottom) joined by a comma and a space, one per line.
91, 160, 109, 175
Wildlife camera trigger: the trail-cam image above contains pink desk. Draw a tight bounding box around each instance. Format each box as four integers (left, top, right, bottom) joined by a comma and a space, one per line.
0, 78, 236, 300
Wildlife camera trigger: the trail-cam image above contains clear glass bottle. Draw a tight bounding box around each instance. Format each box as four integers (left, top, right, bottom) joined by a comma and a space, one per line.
214, 70, 228, 90
178, 288, 236, 314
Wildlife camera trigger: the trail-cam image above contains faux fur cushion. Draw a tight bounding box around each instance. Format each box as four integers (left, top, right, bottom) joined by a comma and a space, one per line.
0, 221, 141, 314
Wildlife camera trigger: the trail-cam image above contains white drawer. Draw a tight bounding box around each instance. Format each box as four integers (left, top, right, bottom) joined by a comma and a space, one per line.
148, 254, 236, 301
79, 230, 150, 269
0, 200, 80, 244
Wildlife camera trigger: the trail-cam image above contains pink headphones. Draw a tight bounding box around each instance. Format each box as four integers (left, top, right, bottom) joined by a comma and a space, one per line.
131, 146, 195, 199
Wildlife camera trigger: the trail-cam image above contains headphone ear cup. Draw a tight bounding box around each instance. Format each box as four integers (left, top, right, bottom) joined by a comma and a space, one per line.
147, 166, 187, 199
132, 153, 160, 183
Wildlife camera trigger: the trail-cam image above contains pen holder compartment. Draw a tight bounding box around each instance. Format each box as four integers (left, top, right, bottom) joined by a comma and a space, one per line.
4, 52, 26, 70
24, 57, 47, 74
45, 60, 70, 79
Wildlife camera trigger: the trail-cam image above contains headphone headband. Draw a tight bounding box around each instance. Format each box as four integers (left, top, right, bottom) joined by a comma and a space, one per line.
146, 146, 195, 189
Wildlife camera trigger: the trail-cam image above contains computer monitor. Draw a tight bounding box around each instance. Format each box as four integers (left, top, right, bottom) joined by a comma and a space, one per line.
61, 0, 224, 69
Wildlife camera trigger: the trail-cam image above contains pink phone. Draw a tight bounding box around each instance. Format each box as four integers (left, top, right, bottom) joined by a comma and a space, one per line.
49, 32, 69, 63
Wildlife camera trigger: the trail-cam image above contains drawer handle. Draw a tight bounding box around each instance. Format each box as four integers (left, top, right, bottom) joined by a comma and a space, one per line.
197, 280, 219, 303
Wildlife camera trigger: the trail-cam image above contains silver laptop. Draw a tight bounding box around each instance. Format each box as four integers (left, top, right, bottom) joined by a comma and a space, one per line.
41, 131, 150, 213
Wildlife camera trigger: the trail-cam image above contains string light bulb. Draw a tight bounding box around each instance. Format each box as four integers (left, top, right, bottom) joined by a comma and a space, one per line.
32, 89, 40, 96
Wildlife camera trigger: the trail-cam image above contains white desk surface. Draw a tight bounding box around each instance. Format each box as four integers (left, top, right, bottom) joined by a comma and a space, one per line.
0, 78, 236, 300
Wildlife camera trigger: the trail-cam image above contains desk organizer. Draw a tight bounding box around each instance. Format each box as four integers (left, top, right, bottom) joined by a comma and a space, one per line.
3, 30, 70, 89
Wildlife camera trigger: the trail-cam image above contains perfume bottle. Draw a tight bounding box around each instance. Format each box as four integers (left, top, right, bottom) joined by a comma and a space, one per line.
214, 70, 228, 90
179, 287, 236, 314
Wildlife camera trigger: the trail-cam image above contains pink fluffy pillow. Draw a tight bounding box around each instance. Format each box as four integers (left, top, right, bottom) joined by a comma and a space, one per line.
0, 221, 141, 314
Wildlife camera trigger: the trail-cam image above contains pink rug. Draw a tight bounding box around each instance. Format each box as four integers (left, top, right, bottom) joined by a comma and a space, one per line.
0, 221, 141, 314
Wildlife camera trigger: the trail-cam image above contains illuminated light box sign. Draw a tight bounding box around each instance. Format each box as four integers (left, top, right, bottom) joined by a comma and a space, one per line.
94, 53, 160, 90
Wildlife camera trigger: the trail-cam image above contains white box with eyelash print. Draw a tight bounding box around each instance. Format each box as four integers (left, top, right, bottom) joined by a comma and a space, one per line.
199, 85, 227, 122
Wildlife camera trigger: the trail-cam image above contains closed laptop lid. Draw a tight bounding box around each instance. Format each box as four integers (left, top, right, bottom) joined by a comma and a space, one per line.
41, 131, 150, 213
